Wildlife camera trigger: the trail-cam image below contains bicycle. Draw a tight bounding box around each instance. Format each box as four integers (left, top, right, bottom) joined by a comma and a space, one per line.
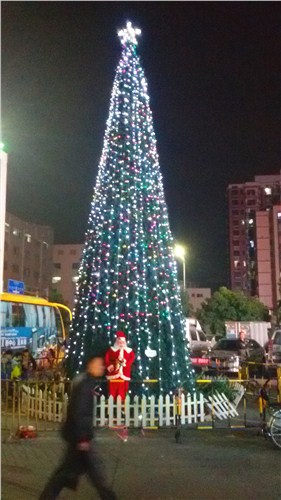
257, 380, 281, 450
267, 404, 281, 449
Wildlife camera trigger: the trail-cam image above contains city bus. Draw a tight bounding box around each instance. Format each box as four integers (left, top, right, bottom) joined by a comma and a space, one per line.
0, 293, 72, 357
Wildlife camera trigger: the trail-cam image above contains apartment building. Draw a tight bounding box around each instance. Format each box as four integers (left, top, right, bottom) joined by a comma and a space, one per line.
4, 212, 54, 296
186, 287, 211, 312
52, 244, 84, 308
228, 174, 281, 311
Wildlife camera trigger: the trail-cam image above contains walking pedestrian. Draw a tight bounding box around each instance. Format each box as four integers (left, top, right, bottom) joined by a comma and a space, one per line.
39, 355, 117, 500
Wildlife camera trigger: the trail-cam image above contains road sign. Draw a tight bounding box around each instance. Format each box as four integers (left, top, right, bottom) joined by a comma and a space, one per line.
8, 279, 25, 295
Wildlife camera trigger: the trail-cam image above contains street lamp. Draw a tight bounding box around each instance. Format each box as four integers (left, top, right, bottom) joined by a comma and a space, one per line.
174, 244, 186, 290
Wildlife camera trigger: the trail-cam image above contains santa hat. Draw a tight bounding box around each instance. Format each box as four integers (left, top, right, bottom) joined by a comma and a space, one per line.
116, 331, 126, 339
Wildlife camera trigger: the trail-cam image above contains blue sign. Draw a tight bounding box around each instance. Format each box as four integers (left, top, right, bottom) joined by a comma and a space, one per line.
8, 279, 25, 295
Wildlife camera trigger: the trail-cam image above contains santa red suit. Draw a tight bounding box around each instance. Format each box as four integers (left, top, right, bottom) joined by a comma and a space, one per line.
105, 331, 135, 401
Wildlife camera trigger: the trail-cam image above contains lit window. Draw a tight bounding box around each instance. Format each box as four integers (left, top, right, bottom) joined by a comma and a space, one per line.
43, 241, 49, 248
278, 213, 281, 219
241, 220, 245, 225
13, 228, 20, 237
25, 233, 31, 243
248, 219, 254, 225
52, 276, 61, 284
243, 260, 246, 267
264, 187, 271, 195
234, 260, 239, 268
250, 240, 254, 248
54, 263, 61, 269
72, 263, 79, 270
72, 276, 79, 283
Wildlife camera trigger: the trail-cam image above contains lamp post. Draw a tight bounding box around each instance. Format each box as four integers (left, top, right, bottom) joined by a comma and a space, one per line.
0, 143, 7, 294
174, 244, 186, 290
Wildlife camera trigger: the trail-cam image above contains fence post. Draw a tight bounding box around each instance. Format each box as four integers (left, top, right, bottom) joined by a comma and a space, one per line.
187, 393, 192, 424
17, 382, 21, 431
116, 396, 122, 426
277, 367, 281, 403
125, 395, 130, 427
141, 395, 147, 428
134, 395, 139, 427
164, 395, 170, 427
44, 384, 48, 431
150, 395, 155, 427
108, 396, 114, 427
158, 395, 163, 427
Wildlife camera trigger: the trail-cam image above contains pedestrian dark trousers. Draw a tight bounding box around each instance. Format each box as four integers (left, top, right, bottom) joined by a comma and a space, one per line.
39, 441, 117, 500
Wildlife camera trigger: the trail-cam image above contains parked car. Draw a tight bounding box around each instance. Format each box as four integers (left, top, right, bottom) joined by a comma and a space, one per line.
202, 338, 265, 374
268, 329, 281, 364
185, 318, 212, 355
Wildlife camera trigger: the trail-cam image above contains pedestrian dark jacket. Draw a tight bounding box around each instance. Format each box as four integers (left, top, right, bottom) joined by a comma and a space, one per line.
62, 372, 96, 445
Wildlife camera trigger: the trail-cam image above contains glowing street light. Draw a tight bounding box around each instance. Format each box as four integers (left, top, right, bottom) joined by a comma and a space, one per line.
174, 244, 187, 290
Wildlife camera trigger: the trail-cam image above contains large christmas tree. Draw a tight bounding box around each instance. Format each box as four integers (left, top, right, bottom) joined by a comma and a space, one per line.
67, 22, 194, 394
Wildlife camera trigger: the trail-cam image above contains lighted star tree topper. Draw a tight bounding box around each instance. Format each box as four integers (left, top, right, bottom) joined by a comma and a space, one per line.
67, 21, 195, 394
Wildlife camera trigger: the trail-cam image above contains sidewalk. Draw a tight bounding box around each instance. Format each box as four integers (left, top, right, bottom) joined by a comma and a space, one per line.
2, 427, 281, 500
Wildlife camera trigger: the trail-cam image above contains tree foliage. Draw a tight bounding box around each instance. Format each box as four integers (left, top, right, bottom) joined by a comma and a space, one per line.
196, 287, 269, 336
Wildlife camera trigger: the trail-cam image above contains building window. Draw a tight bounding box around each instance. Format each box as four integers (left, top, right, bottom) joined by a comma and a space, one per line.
43, 241, 49, 248
232, 209, 239, 215
52, 276, 62, 284
70, 249, 77, 255
13, 246, 19, 256
264, 187, 272, 195
196, 293, 203, 298
58, 250, 64, 255
12, 228, 20, 237
25, 233, 32, 243
72, 263, 80, 270
246, 199, 256, 206
5, 222, 10, 232
234, 260, 239, 268
54, 263, 61, 269
72, 276, 79, 283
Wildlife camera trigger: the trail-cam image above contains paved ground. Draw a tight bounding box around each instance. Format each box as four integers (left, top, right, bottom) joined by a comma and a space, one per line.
1, 427, 281, 500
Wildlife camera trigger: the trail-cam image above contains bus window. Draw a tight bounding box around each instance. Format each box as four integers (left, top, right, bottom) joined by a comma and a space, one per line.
23, 303, 37, 327
12, 303, 25, 327
55, 308, 63, 342
0, 300, 11, 327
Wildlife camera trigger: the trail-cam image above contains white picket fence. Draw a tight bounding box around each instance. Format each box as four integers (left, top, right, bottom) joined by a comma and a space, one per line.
94, 393, 205, 427
20, 386, 244, 427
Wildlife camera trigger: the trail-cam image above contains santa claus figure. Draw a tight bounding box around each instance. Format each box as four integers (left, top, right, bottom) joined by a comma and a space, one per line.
105, 331, 135, 401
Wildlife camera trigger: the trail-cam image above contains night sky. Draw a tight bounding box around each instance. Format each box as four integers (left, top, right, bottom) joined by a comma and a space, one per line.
2, 2, 280, 289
